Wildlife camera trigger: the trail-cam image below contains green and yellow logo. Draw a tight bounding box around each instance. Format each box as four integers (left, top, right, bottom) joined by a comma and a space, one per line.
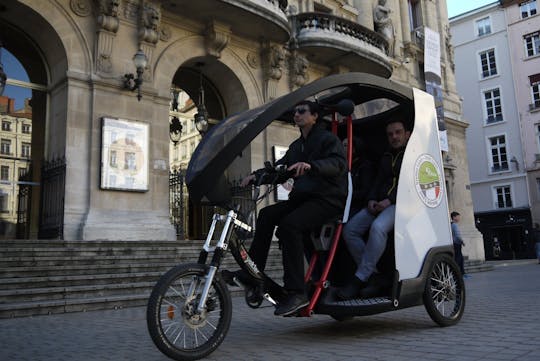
414, 154, 443, 208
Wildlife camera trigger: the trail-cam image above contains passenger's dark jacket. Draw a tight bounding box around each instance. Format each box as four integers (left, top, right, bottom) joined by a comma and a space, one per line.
257, 122, 347, 209
368, 147, 405, 204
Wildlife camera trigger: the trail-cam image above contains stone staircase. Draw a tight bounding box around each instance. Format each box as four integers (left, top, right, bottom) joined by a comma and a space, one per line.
0, 239, 283, 318
0, 239, 493, 318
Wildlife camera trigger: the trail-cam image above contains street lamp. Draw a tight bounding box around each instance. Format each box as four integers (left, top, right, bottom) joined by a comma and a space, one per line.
123, 49, 148, 101
169, 116, 182, 145
194, 63, 208, 134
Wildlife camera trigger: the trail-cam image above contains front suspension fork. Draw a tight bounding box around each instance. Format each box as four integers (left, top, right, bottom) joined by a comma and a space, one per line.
196, 210, 252, 313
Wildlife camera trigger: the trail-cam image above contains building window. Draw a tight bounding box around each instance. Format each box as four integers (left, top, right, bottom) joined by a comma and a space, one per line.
21, 124, 31, 134
1, 166, 9, 181
1, 139, 11, 155
2, 121, 11, 131
21, 143, 31, 158
524, 32, 540, 57
110, 150, 117, 168
489, 135, 508, 172
18, 168, 27, 179
0, 192, 8, 213
476, 17, 491, 36
520, 0, 537, 19
530, 74, 540, 111
480, 49, 497, 78
494, 185, 512, 208
484, 88, 503, 123
408, 0, 423, 30
124, 152, 136, 170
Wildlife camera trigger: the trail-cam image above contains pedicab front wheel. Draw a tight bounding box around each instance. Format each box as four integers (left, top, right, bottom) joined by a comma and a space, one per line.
423, 254, 466, 327
147, 263, 232, 361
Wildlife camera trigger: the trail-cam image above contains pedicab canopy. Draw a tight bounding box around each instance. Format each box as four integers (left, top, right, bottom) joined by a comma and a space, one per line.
186, 72, 414, 205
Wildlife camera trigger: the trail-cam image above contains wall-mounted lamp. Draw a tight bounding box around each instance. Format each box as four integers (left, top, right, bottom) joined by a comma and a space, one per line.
194, 62, 208, 135
0, 40, 7, 96
124, 49, 148, 101
169, 116, 182, 145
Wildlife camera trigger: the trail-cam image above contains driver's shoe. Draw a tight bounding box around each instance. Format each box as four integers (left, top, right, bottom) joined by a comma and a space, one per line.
274, 293, 309, 316
221, 269, 259, 287
336, 277, 367, 300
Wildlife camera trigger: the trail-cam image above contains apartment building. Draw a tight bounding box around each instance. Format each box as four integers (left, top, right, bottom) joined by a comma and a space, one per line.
450, 0, 539, 259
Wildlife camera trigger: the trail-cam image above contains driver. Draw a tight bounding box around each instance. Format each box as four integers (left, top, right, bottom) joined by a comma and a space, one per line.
224, 100, 347, 316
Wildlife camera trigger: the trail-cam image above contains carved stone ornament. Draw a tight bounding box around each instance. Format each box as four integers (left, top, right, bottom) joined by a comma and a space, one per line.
139, 1, 161, 44
290, 53, 309, 89
204, 21, 232, 58
70, 0, 92, 17
247, 52, 259, 69
160, 25, 172, 42
263, 45, 285, 81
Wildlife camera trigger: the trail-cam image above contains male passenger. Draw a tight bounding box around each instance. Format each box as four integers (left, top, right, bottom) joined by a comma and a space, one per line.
225, 100, 347, 316
337, 120, 410, 300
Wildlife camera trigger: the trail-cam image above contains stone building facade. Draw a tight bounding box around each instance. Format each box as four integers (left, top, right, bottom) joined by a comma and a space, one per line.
0, 0, 484, 261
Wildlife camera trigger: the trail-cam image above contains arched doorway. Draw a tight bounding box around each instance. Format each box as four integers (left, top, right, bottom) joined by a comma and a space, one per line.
167, 59, 250, 240
0, 22, 48, 239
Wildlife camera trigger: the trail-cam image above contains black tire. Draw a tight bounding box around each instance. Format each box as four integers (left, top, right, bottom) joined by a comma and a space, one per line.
423, 254, 466, 327
147, 264, 232, 361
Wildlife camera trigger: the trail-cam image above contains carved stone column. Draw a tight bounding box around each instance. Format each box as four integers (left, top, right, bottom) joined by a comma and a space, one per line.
399, 0, 411, 44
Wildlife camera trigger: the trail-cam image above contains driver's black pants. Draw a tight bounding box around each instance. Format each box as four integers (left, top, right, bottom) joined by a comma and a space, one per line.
249, 198, 341, 293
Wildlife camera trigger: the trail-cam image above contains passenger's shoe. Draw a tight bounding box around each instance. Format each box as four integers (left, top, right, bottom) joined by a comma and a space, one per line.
274, 293, 309, 316
221, 269, 257, 287
336, 277, 367, 300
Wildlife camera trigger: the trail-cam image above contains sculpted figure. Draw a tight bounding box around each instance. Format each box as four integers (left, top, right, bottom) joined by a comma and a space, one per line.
373, 0, 395, 55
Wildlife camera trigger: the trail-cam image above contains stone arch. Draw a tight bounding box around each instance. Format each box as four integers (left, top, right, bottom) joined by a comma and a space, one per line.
1, 0, 94, 239
154, 35, 263, 114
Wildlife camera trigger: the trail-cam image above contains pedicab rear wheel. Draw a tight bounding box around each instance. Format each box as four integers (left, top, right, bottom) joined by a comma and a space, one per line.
423, 254, 465, 327
147, 264, 232, 360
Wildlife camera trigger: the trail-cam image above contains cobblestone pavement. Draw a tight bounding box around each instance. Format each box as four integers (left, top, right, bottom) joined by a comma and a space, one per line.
1, 261, 539, 361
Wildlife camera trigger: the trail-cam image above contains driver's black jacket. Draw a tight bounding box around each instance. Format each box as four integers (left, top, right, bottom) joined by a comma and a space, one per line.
254, 122, 347, 209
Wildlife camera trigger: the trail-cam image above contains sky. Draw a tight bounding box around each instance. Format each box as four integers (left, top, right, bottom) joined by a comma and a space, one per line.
447, 0, 499, 18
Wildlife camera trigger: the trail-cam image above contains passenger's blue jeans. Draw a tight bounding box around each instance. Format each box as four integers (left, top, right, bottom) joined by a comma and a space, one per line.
342, 205, 395, 282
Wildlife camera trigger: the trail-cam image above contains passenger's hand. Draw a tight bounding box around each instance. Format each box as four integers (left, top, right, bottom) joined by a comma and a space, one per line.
367, 200, 378, 215
375, 199, 391, 212
240, 174, 256, 187
288, 162, 311, 177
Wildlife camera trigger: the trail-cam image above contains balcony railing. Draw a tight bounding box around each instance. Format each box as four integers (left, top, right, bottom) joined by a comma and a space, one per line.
293, 12, 389, 54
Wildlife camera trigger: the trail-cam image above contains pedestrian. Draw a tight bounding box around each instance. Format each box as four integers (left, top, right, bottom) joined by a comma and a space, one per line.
450, 211, 467, 277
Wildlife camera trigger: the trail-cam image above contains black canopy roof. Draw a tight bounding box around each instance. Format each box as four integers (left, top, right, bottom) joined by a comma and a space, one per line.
186, 72, 414, 204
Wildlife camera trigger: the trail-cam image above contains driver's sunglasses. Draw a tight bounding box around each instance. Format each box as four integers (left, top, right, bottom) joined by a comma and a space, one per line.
294, 107, 309, 114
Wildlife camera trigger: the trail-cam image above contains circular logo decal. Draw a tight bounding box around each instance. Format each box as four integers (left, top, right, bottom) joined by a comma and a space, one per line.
414, 154, 443, 208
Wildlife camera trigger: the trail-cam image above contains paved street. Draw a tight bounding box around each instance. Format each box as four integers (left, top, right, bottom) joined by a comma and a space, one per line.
1, 261, 539, 361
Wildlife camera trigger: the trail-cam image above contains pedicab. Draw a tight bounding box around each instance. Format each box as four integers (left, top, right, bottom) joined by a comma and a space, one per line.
146, 72, 466, 360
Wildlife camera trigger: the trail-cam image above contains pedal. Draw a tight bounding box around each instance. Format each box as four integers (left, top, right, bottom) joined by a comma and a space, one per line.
263, 293, 277, 306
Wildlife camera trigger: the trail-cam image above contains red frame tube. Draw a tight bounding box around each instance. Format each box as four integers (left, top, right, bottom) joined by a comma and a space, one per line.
301, 113, 353, 316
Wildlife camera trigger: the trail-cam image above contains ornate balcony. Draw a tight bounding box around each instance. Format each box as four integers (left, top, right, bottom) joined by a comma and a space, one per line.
163, 0, 290, 43
290, 12, 392, 77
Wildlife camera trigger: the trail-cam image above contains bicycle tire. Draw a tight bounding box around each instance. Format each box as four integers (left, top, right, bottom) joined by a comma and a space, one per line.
147, 263, 232, 360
